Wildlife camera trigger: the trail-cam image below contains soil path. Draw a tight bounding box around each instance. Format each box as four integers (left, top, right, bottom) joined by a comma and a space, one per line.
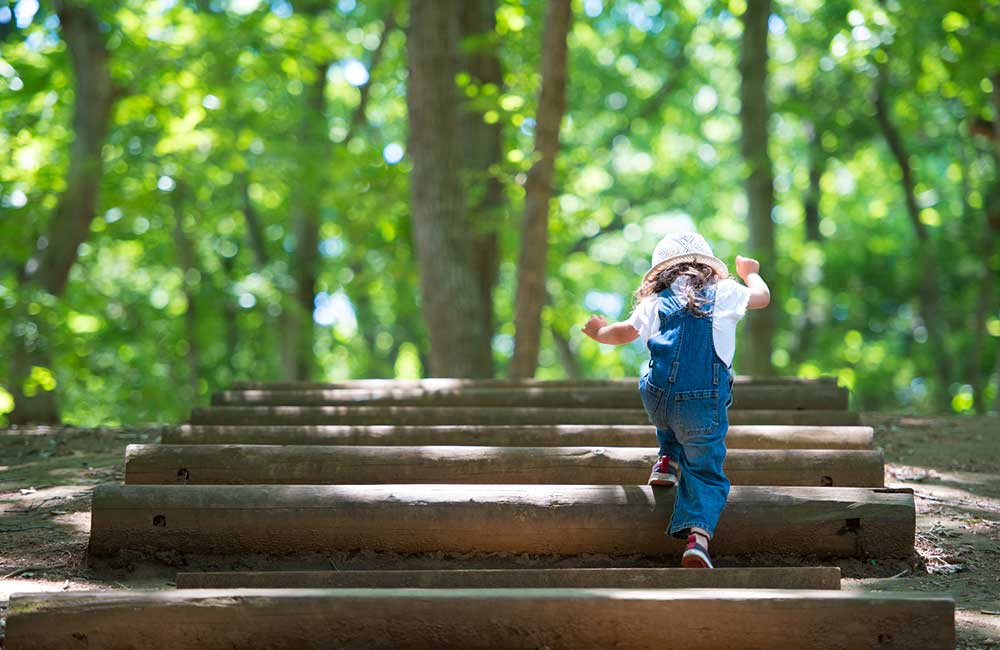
1, 416, 997, 647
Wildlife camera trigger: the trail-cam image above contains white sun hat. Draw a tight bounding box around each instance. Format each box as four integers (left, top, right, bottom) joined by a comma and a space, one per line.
643, 231, 729, 283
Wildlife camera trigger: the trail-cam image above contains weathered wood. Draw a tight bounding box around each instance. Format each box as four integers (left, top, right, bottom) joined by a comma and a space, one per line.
230, 376, 840, 390
6, 588, 955, 649
739, 0, 777, 376
124, 445, 885, 487
211, 383, 849, 410
164, 423, 875, 449
509, 0, 572, 378
189, 406, 862, 426
88, 484, 914, 558
175, 567, 842, 590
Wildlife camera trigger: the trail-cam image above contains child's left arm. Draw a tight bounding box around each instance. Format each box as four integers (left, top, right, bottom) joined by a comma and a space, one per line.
581, 315, 640, 345
735, 255, 771, 310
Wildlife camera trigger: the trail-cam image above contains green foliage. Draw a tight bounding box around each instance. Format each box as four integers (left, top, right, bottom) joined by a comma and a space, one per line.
0, 0, 997, 424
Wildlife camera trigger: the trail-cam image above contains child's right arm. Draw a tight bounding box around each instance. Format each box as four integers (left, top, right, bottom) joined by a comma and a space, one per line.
581, 314, 640, 345
735, 255, 770, 310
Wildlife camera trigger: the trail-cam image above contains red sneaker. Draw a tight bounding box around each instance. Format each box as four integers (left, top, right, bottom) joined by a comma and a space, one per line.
648, 455, 679, 487
681, 534, 714, 569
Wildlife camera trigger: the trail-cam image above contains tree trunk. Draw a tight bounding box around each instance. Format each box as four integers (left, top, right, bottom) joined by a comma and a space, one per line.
406, 0, 493, 377
991, 73, 1000, 414
9, 2, 116, 424
220, 254, 240, 380
550, 325, 581, 378
282, 64, 328, 381
170, 182, 200, 397
509, 0, 571, 378
803, 121, 823, 242
345, 9, 396, 143
459, 0, 504, 373
873, 62, 953, 411
240, 173, 269, 268
969, 206, 997, 413
738, 0, 776, 377
959, 112, 998, 414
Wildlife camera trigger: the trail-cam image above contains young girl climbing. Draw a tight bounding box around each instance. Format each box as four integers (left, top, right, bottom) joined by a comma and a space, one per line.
581, 231, 771, 568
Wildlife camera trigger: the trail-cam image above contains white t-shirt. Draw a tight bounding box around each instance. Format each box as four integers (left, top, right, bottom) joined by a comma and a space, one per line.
625, 277, 752, 367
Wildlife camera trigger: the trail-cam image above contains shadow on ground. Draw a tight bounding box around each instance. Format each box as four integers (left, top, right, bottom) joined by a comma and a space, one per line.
0, 416, 998, 647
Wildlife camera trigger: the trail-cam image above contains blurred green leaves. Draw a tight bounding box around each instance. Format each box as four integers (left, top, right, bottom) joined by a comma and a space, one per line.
0, 0, 998, 423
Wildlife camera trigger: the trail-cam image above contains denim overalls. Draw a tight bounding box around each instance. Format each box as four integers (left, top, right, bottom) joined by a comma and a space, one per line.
638, 281, 734, 540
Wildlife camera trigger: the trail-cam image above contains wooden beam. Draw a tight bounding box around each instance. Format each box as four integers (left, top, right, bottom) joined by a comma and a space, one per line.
124, 445, 885, 487
88, 484, 914, 558
174, 567, 842, 590
164, 424, 875, 449
210, 384, 849, 411
6, 589, 955, 649
189, 406, 862, 426
175, 566, 840, 589
230, 376, 839, 390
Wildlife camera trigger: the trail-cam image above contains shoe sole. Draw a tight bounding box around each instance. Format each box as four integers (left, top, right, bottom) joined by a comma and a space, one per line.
647, 471, 678, 487
681, 549, 713, 569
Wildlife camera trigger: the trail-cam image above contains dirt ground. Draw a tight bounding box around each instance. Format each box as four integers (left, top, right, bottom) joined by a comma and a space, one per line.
0, 415, 998, 648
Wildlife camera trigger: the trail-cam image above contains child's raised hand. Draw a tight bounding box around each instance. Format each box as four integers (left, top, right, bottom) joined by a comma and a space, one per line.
735, 255, 760, 280
581, 314, 607, 341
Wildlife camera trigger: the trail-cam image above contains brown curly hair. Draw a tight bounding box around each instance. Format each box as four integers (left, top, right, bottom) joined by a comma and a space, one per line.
633, 262, 718, 317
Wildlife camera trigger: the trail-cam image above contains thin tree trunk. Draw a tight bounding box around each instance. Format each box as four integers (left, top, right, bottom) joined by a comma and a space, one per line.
282, 63, 328, 381
345, 8, 396, 144
240, 173, 269, 268
550, 325, 581, 378
738, 0, 776, 377
170, 182, 200, 397
791, 121, 822, 365
235, 174, 265, 382
958, 117, 996, 414
10, 2, 116, 423
407, 0, 493, 377
459, 0, 504, 372
991, 73, 1000, 414
509, 0, 571, 378
220, 254, 239, 379
803, 121, 823, 242
873, 61, 952, 410
344, 261, 385, 374
969, 206, 996, 413
284, 9, 396, 380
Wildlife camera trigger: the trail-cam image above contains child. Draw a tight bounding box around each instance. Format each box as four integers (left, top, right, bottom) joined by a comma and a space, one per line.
581, 231, 770, 568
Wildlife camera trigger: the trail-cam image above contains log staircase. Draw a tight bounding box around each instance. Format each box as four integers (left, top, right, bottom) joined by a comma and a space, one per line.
4, 376, 955, 648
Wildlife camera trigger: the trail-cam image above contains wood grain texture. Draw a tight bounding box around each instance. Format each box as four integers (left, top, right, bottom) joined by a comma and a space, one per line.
124, 444, 885, 487
88, 484, 914, 558
210, 383, 849, 410
7, 588, 954, 649
189, 406, 862, 426
174, 567, 842, 590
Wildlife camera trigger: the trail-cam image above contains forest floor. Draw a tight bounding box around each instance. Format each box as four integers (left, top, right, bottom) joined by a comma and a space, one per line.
0, 415, 998, 647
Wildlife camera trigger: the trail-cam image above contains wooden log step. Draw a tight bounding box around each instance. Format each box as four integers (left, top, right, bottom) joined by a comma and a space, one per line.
174, 567, 842, 590
231, 375, 840, 390
88, 484, 914, 559
211, 384, 848, 411
6, 588, 954, 649
164, 424, 876, 450
124, 445, 885, 487
189, 405, 862, 427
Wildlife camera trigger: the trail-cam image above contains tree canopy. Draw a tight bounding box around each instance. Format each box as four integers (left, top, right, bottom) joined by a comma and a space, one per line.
1, 0, 998, 425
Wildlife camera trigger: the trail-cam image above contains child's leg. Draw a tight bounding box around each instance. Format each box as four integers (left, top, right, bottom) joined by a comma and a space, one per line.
655, 426, 683, 461
666, 419, 730, 540
649, 426, 683, 486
